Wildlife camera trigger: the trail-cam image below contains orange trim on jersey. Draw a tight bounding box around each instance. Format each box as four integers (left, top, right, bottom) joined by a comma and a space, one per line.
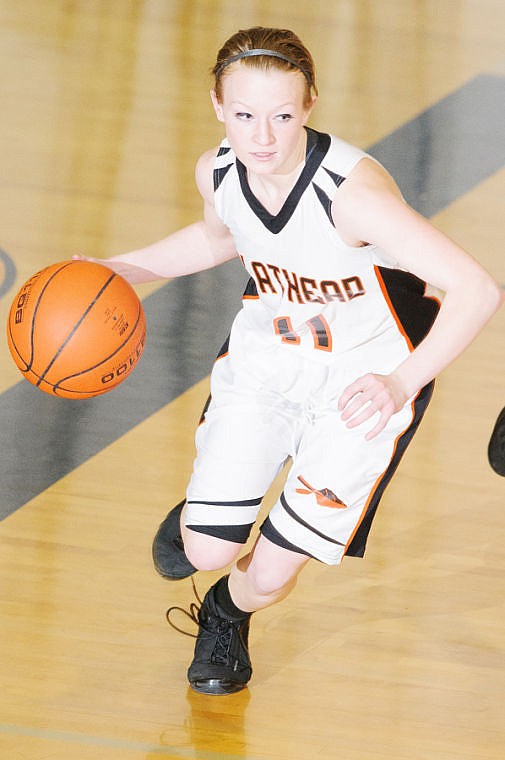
343, 393, 417, 553
374, 265, 414, 352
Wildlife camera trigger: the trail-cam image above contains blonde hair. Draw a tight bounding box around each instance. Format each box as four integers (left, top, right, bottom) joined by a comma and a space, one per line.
212, 27, 317, 107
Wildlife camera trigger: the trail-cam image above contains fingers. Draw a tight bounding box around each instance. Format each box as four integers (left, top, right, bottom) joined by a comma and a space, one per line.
339, 373, 387, 422
338, 373, 400, 440
337, 375, 368, 412
364, 409, 392, 441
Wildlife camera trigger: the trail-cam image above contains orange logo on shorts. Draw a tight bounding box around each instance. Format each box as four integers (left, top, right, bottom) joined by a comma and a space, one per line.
295, 476, 348, 509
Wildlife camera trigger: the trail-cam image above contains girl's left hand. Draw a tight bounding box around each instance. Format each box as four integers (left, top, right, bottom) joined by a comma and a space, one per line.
338, 372, 409, 440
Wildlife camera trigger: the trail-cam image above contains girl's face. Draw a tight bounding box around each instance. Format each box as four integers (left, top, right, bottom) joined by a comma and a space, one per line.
211, 65, 316, 177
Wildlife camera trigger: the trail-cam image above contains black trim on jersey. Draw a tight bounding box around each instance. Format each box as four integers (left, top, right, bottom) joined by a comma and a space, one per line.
345, 380, 435, 557
304, 124, 320, 161
216, 335, 230, 359
198, 393, 212, 425
344, 270, 439, 557
213, 162, 233, 191
377, 267, 440, 347
186, 496, 263, 544
217, 145, 231, 157
235, 127, 332, 234
324, 167, 346, 187
187, 497, 262, 507
312, 167, 347, 225
243, 277, 258, 298
260, 516, 313, 557
312, 182, 334, 226
187, 523, 254, 544
278, 492, 346, 547
196, 335, 232, 424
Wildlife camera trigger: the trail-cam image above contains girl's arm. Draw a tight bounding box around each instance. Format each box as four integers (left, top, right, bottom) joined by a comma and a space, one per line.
332, 157, 504, 439
74, 149, 238, 283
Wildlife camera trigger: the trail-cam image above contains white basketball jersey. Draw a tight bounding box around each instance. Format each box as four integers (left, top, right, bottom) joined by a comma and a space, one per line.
213, 128, 439, 374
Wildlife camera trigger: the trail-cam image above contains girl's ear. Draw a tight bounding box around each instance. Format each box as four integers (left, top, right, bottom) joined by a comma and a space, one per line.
210, 90, 224, 122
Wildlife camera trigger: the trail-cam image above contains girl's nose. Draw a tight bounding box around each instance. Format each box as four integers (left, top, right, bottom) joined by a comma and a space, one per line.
254, 119, 274, 145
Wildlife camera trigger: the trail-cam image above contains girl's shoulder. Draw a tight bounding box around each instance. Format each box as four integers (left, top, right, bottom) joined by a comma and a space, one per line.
321, 130, 369, 178
195, 146, 223, 202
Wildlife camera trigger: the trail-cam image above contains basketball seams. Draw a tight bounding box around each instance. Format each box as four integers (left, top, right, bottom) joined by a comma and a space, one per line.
31, 263, 76, 374
6, 261, 73, 371
6, 320, 27, 369
51, 303, 145, 395
36, 270, 117, 388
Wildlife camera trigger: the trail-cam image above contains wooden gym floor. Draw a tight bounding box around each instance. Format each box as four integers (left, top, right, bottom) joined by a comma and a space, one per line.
1, 1, 505, 758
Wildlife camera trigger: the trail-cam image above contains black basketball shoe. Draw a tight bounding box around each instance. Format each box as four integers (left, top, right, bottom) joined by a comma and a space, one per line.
488, 407, 505, 476
167, 579, 252, 695
152, 500, 197, 580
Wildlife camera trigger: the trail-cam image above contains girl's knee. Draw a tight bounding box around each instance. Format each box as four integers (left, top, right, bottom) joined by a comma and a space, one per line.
240, 537, 309, 597
183, 529, 241, 572
245, 562, 297, 598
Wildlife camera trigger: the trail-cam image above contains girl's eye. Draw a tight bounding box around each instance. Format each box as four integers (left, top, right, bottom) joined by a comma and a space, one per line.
277, 114, 293, 121
235, 112, 253, 120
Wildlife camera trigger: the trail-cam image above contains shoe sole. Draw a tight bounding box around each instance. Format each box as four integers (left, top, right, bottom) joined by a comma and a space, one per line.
189, 678, 248, 696
153, 561, 196, 580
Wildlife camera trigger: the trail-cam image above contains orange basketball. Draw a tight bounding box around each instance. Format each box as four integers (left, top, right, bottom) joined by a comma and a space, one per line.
6, 259, 146, 399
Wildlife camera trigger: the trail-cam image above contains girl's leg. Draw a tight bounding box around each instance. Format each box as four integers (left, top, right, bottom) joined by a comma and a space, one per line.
228, 534, 310, 612
186, 536, 309, 696
182, 512, 245, 571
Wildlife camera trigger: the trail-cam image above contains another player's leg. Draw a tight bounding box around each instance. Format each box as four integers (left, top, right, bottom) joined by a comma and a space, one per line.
488, 406, 505, 476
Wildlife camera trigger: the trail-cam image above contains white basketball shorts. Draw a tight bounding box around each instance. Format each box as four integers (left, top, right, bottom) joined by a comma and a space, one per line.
185, 340, 433, 565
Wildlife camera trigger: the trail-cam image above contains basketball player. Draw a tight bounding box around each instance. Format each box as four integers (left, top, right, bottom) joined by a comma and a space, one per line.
75, 27, 503, 695
488, 407, 505, 475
